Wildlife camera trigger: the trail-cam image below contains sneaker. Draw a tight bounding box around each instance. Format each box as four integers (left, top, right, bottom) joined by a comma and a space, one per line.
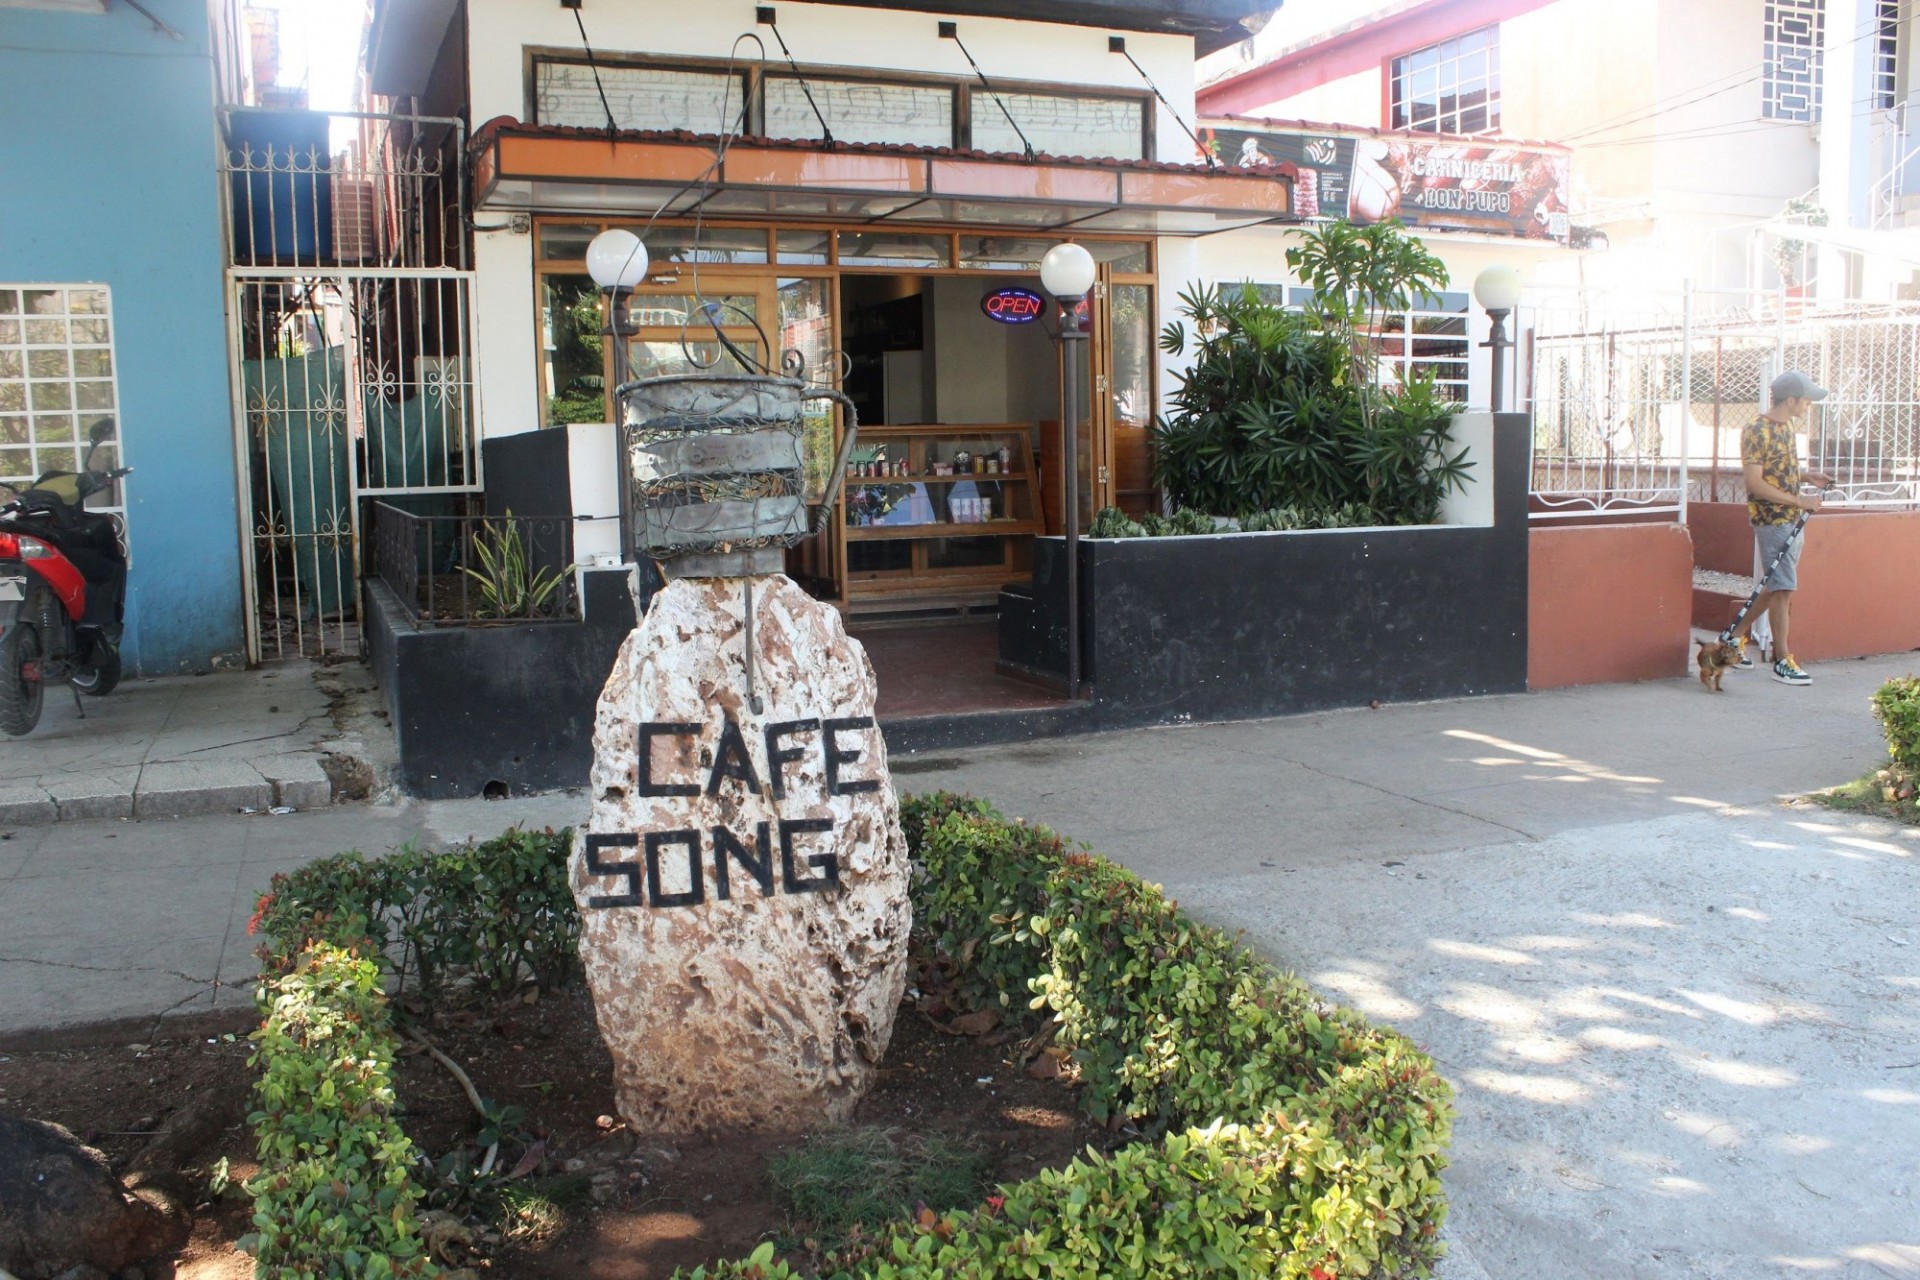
1772, 655, 1812, 686
1730, 639, 1755, 670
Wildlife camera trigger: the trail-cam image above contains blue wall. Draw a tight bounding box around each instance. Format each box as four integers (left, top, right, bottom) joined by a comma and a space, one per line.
0, 0, 244, 674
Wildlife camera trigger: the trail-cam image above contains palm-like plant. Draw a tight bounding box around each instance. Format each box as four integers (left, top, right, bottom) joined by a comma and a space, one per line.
462, 510, 567, 620
1152, 219, 1469, 524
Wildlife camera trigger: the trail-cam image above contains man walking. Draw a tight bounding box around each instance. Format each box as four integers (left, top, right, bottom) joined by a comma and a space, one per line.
1730, 370, 1833, 685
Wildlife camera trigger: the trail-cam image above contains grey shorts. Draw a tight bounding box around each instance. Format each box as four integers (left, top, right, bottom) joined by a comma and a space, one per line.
1754, 522, 1802, 592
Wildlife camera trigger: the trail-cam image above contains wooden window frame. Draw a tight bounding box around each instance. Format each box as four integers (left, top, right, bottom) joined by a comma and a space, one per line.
522, 48, 1155, 160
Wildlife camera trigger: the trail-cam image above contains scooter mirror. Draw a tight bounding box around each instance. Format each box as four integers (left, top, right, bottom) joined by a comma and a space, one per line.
88, 418, 115, 448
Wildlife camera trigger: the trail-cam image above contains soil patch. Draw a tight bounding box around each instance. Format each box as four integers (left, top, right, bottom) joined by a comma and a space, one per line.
0, 992, 1106, 1278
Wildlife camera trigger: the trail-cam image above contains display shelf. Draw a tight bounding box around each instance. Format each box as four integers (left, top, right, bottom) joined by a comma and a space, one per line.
846, 520, 1041, 542
839, 423, 1039, 611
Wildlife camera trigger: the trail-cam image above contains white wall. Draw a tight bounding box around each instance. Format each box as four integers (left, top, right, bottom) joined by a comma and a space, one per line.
474, 227, 540, 438
466, 0, 1201, 438
1197, 0, 1826, 298
467, 0, 1198, 163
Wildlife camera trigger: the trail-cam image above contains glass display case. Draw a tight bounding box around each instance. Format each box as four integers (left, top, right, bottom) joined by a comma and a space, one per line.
840, 424, 1039, 609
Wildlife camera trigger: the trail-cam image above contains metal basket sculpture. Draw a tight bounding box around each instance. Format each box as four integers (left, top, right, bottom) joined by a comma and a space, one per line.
619, 374, 858, 578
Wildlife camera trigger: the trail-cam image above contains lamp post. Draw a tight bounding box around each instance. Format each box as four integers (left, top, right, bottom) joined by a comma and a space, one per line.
1473, 264, 1523, 414
1040, 242, 1095, 702
586, 228, 649, 562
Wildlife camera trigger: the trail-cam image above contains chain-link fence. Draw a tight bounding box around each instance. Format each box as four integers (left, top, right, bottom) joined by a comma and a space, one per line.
1524, 289, 1920, 519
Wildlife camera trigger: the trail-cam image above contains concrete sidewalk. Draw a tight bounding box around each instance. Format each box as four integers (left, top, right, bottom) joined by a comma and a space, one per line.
0, 659, 390, 825
2, 650, 1916, 1276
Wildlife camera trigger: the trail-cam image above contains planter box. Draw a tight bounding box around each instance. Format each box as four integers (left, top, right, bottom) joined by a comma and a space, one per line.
1001, 414, 1530, 725
364, 570, 637, 799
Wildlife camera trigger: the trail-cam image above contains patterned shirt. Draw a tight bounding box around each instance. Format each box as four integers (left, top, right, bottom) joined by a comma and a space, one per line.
1742, 414, 1802, 526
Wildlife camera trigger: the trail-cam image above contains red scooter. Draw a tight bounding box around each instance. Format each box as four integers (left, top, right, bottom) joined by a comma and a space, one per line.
0, 418, 132, 735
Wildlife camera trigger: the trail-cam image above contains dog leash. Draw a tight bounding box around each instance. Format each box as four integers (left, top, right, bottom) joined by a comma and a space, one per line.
1717, 485, 1833, 646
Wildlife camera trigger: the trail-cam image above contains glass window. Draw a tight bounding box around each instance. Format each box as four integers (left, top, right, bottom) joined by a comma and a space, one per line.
536, 60, 746, 134
1875, 0, 1900, 110
640, 225, 769, 265
538, 223, 601, 263
777, 229, 832, 264
1083, 241, 1152, 274
627, 339, 763, 380
0, 283, 124, 518
958, 236, 1056, 270
836, 232, 952, 268
765, 76, 954, 148
627, 293, 760, 328
973, 92, 1145, 161
1764, 0, 1824, 122
1110, 284, 1155, 430
540, 273, 606, 426
1391, 26, 1501, 135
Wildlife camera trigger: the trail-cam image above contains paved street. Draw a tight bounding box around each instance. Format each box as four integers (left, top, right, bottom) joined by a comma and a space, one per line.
1, 651, 1916, 1276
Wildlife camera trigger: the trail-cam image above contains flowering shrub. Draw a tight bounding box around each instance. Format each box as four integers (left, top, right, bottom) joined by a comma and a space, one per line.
242, 944, 439, 1279
682, 795, 1456, 1279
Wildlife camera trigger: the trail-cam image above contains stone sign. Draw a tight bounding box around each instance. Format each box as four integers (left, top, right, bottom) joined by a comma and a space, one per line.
571, 574, 911, 1134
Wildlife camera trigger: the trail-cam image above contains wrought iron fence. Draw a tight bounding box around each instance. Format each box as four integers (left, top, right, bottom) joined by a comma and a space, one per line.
1524, 289, 1920, 519
221, 107, 478, 662
370, 501, 578, 626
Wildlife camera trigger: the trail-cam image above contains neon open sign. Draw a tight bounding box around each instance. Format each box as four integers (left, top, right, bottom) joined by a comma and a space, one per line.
981, 287, 1046, 325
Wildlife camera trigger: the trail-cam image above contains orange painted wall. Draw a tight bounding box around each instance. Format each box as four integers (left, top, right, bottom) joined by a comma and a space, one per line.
1690, 503, 1920, 661
1688, 502, 1754, 574
1785, 509, 1920, 661
1529, 523, 1694, 689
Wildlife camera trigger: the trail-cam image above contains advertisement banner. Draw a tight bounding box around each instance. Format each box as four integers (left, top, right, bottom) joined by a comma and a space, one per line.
1201, 123, 1571, 243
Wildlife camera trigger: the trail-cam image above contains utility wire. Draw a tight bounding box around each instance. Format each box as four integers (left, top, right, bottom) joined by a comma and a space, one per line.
1112, 39, 1216, 169
571, 6, 620, 139
945, 28, 1036, 160
761, 14, 834, 146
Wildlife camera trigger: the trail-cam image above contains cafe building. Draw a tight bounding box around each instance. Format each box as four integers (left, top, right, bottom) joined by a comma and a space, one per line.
371, 0, 1288, 630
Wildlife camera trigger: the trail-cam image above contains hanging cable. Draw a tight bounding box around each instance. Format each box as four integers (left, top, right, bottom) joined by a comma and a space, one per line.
570, 5, 620, 140
757, 8, 834, 147
1109, 37, 1216, 170
941, 24, 1036, 160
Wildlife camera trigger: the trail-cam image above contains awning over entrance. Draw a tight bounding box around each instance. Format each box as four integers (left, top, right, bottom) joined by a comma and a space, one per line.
471, 121, 1293, 236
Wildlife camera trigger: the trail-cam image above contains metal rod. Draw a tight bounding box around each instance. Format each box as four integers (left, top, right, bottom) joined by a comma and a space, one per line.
743, 578, 763, 716
1062, 306, 1085, 702
1679, 279, 1693, 524
606, 286, 634, 564
1487, 307, 1510, 414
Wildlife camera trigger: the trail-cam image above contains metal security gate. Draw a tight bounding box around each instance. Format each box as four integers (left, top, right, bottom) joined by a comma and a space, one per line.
221, 109, 479, 661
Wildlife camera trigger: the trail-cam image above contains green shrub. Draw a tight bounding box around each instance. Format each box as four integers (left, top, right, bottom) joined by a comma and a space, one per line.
1152, 220, 1470, 527
1088, 506, 1147, 538
1872, 677, 1920, 778
1870, 677, 1920, 811
251, 827, 579, 999
242, 944, 440, 1279
901, 793, 1066, 1013
686, 797, 1455, 1280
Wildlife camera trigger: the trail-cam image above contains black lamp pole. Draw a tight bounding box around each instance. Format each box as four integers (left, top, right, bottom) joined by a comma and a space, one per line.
1041, 242, 1096, 703
1060, 301, 1085, 702
1482, 307, 1512, 414
603, 285, 637, 561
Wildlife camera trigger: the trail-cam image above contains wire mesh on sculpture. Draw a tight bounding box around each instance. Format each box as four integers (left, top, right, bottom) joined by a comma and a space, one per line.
622, 374, 855, 564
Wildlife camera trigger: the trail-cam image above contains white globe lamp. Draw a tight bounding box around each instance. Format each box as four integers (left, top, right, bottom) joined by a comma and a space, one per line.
1039, 242, 1096, 301
1472, 263, 1524, 313
586, 228, 650, 290
1473, 264, 1523, 414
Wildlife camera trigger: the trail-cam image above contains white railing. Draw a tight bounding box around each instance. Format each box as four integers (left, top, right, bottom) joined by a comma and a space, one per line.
1524, 287, 1920, 521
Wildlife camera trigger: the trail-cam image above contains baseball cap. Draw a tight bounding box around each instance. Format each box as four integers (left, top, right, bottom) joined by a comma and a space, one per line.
1770, 370, 1829, 402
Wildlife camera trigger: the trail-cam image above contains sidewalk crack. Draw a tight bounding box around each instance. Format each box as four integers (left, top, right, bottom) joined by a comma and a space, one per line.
1294, 762, 1541, 843
0, 954, 217, 986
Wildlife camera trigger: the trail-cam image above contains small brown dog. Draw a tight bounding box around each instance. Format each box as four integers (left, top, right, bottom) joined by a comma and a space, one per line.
1696, 639, 1741, 692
